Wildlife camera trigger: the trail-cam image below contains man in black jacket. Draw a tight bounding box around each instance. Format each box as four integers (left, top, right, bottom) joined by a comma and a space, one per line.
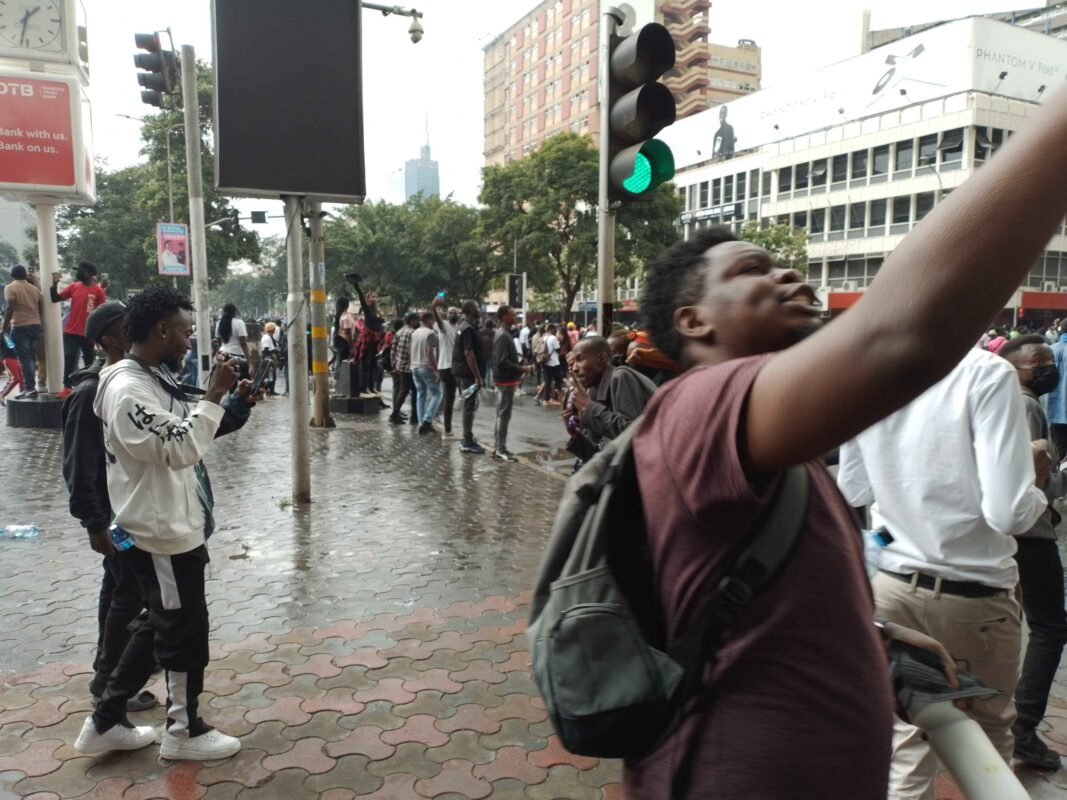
563, 336, 657, 463
62, 301, 158, 712
491, 305, 528, 461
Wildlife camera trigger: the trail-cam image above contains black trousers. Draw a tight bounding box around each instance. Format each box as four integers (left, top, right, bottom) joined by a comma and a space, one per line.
94, 545, 211, 737
1013, 537, 1067, 734
90, 554, 148, 699
63, 332, 94, 388
457, 375, 479, 442
439, 369, 457, 432
392, 371, 416, 418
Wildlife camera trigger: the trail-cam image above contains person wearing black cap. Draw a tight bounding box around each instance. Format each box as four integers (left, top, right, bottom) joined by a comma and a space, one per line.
61, 301, 160, 716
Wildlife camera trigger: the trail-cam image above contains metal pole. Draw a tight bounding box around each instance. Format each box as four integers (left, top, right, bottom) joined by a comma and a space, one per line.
522, 271, 528, 324
308, 202, 333, 428
284, 195, 311, 503
181, 45, 211, 390
166, 130, 177, 289
597, 8, 622, 336
35, 204, 64, 395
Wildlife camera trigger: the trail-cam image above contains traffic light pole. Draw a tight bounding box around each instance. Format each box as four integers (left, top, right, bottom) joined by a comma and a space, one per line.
596, 8, 624, 336
283, 195, 311, 504
307, 202, 334, 429
180, 45, 212, 390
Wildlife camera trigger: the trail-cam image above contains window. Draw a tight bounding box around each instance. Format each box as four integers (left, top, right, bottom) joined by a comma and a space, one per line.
810, 208, 825, 235
939, 128, 964, 171
778, 166, 792, 194
832, 154, 848, 184
724, 175, 734, 204
891, 195, 911, 233
749, 169, 760, 198
917, 134, 938, 167
777, 214, 789, 226
793, 211, 807, 230
698, 181, 709, 208
810, 159, 827, 189
687, 184, 697, 210
894, 139, 914, 175
871, 145, 889, 183
794, 163, 809, 191
712, 178, 721, 206
828, 260, 846, 284
915, 192, 935, 221
849, 202, 865, 230
850, 149, 868, 181
830, 204, 846, 232
870, 199, 887, 230
737, 172, 747, 201
761, 171, 772, 197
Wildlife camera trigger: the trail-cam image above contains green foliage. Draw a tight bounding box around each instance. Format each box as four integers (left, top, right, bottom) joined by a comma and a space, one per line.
209, 236, 287, 318
0, 238, 19, 283
479, 133, 680, 320
739, 221, 809, 275
51, 61, 259, 301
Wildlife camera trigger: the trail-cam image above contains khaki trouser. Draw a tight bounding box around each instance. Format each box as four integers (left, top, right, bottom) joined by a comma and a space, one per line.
872, 572, 1022, 800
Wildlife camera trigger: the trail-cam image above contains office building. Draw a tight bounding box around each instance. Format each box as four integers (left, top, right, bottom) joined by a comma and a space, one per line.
404, 142, 440, 201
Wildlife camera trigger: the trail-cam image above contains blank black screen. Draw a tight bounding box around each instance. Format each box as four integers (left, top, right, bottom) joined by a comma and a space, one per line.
212, 0, 366, 202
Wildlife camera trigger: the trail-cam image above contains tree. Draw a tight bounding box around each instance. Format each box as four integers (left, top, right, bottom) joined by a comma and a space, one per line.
480, 132, 680, 320
0, 238, 19, 284
739, 222, 809, 275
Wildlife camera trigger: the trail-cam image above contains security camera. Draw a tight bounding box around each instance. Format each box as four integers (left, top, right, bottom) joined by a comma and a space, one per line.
409, 17, 424, 44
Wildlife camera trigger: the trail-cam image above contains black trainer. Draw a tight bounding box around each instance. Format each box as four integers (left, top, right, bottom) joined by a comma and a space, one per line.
460, 440, 486, 455
1013, 729, 1062, 771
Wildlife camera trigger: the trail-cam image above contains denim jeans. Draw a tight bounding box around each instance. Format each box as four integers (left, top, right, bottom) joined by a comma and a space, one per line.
412, 366, 442, 425
10, 324, 41, 394
1013, 536, 1067, 734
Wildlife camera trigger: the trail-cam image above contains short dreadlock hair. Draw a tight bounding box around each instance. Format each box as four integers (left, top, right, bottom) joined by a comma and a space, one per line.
124, 284, 195, 344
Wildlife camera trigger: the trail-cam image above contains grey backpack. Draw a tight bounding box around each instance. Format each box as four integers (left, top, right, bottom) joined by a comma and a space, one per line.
527, 420, 809, 769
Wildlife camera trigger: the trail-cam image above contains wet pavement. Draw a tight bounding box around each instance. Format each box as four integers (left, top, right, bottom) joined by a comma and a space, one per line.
1, 387, 1066, 799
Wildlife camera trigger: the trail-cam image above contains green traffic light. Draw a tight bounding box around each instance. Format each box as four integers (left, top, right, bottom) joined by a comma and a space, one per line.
623, 153, 653, 193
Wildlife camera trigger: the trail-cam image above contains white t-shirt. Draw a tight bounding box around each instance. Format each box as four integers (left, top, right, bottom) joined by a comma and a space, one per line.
436, 319, 458, 370
543, 334, 561, 367
519, 326, 531, 348
217, 317, 248, 356
261, 333, 276, 352
410, 326, 439, 370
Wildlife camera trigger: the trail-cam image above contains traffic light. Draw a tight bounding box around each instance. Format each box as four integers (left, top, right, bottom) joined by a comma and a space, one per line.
606, 23, 677, 202
133, 33, 178, 108
507, 274, 523, 309
250, 211, 268, 224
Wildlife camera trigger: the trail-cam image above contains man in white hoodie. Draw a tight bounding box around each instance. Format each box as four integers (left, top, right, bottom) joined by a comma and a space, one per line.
74, 286, 253, 761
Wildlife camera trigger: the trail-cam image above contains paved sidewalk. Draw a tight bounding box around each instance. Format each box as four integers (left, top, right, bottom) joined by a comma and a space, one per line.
1, 395, 1065, 798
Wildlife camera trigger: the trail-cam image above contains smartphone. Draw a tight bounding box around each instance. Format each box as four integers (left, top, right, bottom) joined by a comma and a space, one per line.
249, 357, 272, 395
436, 291, 446, 300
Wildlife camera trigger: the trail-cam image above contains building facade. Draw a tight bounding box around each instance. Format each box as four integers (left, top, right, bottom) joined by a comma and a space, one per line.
482, 0, 761, 166
661, 16, 1067, 320
404, 144, 440, 200
867, 1, 1067, 50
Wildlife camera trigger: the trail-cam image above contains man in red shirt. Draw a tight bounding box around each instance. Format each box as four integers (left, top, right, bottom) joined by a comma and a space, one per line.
51, 261, 107, 392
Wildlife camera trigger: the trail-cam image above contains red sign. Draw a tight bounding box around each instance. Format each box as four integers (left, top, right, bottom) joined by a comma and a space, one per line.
0, 78, 75, 188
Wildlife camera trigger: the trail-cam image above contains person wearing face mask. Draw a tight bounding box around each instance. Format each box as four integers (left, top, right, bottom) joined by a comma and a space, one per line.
998, 334, 1067, 771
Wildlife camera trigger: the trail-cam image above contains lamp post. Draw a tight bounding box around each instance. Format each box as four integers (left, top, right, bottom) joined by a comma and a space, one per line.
117, 114, 183, 223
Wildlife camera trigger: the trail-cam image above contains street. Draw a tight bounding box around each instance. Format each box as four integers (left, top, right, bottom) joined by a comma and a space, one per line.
1, 389, 1066, 798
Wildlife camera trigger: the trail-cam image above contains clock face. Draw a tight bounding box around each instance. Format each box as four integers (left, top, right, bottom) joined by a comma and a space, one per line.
0, 0, 65, 51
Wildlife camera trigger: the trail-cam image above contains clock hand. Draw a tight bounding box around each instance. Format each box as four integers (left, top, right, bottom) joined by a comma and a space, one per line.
18, 11, 31, 46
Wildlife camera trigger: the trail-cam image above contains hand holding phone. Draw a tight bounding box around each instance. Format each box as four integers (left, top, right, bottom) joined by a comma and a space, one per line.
248, 357, 272, 396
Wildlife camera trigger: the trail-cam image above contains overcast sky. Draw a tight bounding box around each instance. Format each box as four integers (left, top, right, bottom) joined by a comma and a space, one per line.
82, 0, 1013, 237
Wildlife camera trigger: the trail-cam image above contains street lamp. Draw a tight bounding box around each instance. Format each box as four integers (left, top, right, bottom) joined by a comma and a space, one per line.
116, 114, 184, 223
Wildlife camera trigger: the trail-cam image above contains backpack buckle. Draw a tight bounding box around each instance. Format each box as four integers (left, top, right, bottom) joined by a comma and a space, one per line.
712, 576, 754, 616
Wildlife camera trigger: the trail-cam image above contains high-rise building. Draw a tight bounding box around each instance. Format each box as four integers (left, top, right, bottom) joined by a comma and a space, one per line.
482, 0, 761, 166
865, 1, 1067, 50
404, 142, 440, 200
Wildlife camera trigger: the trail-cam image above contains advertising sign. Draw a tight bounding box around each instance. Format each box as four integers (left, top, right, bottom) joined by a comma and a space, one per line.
157, 222, 190, 277
663, 17, 1067, 171
0, 69, 93, 204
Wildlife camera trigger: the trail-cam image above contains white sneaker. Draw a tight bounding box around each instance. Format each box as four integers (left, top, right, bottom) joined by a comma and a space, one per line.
74, 716, 156, 755
161, 728, 241, 761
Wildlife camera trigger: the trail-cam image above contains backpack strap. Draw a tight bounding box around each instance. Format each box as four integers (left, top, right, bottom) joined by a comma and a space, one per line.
666, 463, 809, 799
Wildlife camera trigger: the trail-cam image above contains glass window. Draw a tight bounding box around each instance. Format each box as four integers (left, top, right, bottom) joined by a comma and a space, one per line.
830, 205, 846, 231
851, 149, 868, 180
699, 181, 709, 208
832, 154, 848, 184
777, 214, 789, 226
892, 196, 910, 224
828, 260, 846, 281
870, 199, 887, 229
778, 166, 792, 194
871, 145, 889, 182
810, 159, 828, 188
737, 171, 747, 201
918, 133, 937, 166
894, 139, 914, 173
849, 202, 865, 230
686, 184, 697, 210
761, 171, 772, 197
939, 127, 964, 170
724, 175, 734, 204
795, 163, 809, 191
793, 211, 807, 230
810, 208, 825, 234
915, 192, 935, 221
749, 169, 760, 197
846, 258, 866, 279
712, 178, 721, 206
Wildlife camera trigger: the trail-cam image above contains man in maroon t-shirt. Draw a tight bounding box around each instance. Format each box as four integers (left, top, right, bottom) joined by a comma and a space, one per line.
51, 261, 107, 391
627, 87, 1067, 799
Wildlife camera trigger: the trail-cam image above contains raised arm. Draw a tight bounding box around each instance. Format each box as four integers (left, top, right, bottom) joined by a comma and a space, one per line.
746, 88, 1067, 472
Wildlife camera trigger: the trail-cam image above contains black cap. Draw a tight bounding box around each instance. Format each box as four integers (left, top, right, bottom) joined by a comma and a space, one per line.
404, 311, 419, 322
85, 301, 127, 344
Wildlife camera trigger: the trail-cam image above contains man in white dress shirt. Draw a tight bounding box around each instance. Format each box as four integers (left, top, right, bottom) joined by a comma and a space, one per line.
838, 345, 1050, 799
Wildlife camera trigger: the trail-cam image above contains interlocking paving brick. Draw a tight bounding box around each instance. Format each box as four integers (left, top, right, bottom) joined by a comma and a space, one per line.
392, 691, 455, 721
366, 743, 442, 780
333, 648, 388, 670
438, 681, 506, 710
278, 711, 353, 743
448, 661, 507, 685
196, 749, 272, 789
528, 735, 600, 770
424, 730, 496, 766
232, 661, 289, 688
318, 790, 355, 800
478, 719, 549, 753
414, 758, 492, 799
244, 696, 311, 726
434, 705, 502, 735
206, 683, 274, 712
472, 746, 549, 785
353, 772, 417, 799
0, 697, 66, 728
12, 756, 99, 797
336, 701, 405, 733
576, 758, 622, 788
484, 693, 548, 723
401, 670, 463, 695
198, 782, 242, 800
304, 754, 383, 796
380, 714, 449, 748
325, 726, 395, 761
235, 767, 315, 800
261, 737, 335, 774
0, 721, 33, 757
353, 679, 416, 706
0, 739, 64, 777
525, 765, 603, 800
299, 688, 365, 716
286, 653, 342, 679
122, 762, 203, 800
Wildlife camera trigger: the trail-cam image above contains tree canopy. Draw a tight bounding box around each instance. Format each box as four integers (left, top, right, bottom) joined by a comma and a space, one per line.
739, 221, 809, 275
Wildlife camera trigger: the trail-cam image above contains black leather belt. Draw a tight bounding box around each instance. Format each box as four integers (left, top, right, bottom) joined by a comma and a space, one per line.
879, 570, 1006, 598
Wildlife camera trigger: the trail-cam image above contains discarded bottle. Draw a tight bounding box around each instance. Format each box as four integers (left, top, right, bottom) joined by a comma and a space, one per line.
462, 383, 479, 400
0, 525, 40, 539
2, 334, 13, 350
109, 524, 135, 551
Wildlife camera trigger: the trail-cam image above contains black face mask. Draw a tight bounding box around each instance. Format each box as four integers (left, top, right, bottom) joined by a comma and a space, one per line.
1027, 365, 1059, 397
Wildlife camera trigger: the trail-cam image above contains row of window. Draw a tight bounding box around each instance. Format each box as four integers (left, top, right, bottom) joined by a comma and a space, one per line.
709, 57, 758, 73
710, 77, 756, 92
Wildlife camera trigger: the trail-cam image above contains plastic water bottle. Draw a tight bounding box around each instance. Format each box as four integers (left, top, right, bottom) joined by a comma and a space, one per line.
2, 334, 13, 350
462, 383, 479, 400
0, 525, 39, 539
109, 524, 135, 551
